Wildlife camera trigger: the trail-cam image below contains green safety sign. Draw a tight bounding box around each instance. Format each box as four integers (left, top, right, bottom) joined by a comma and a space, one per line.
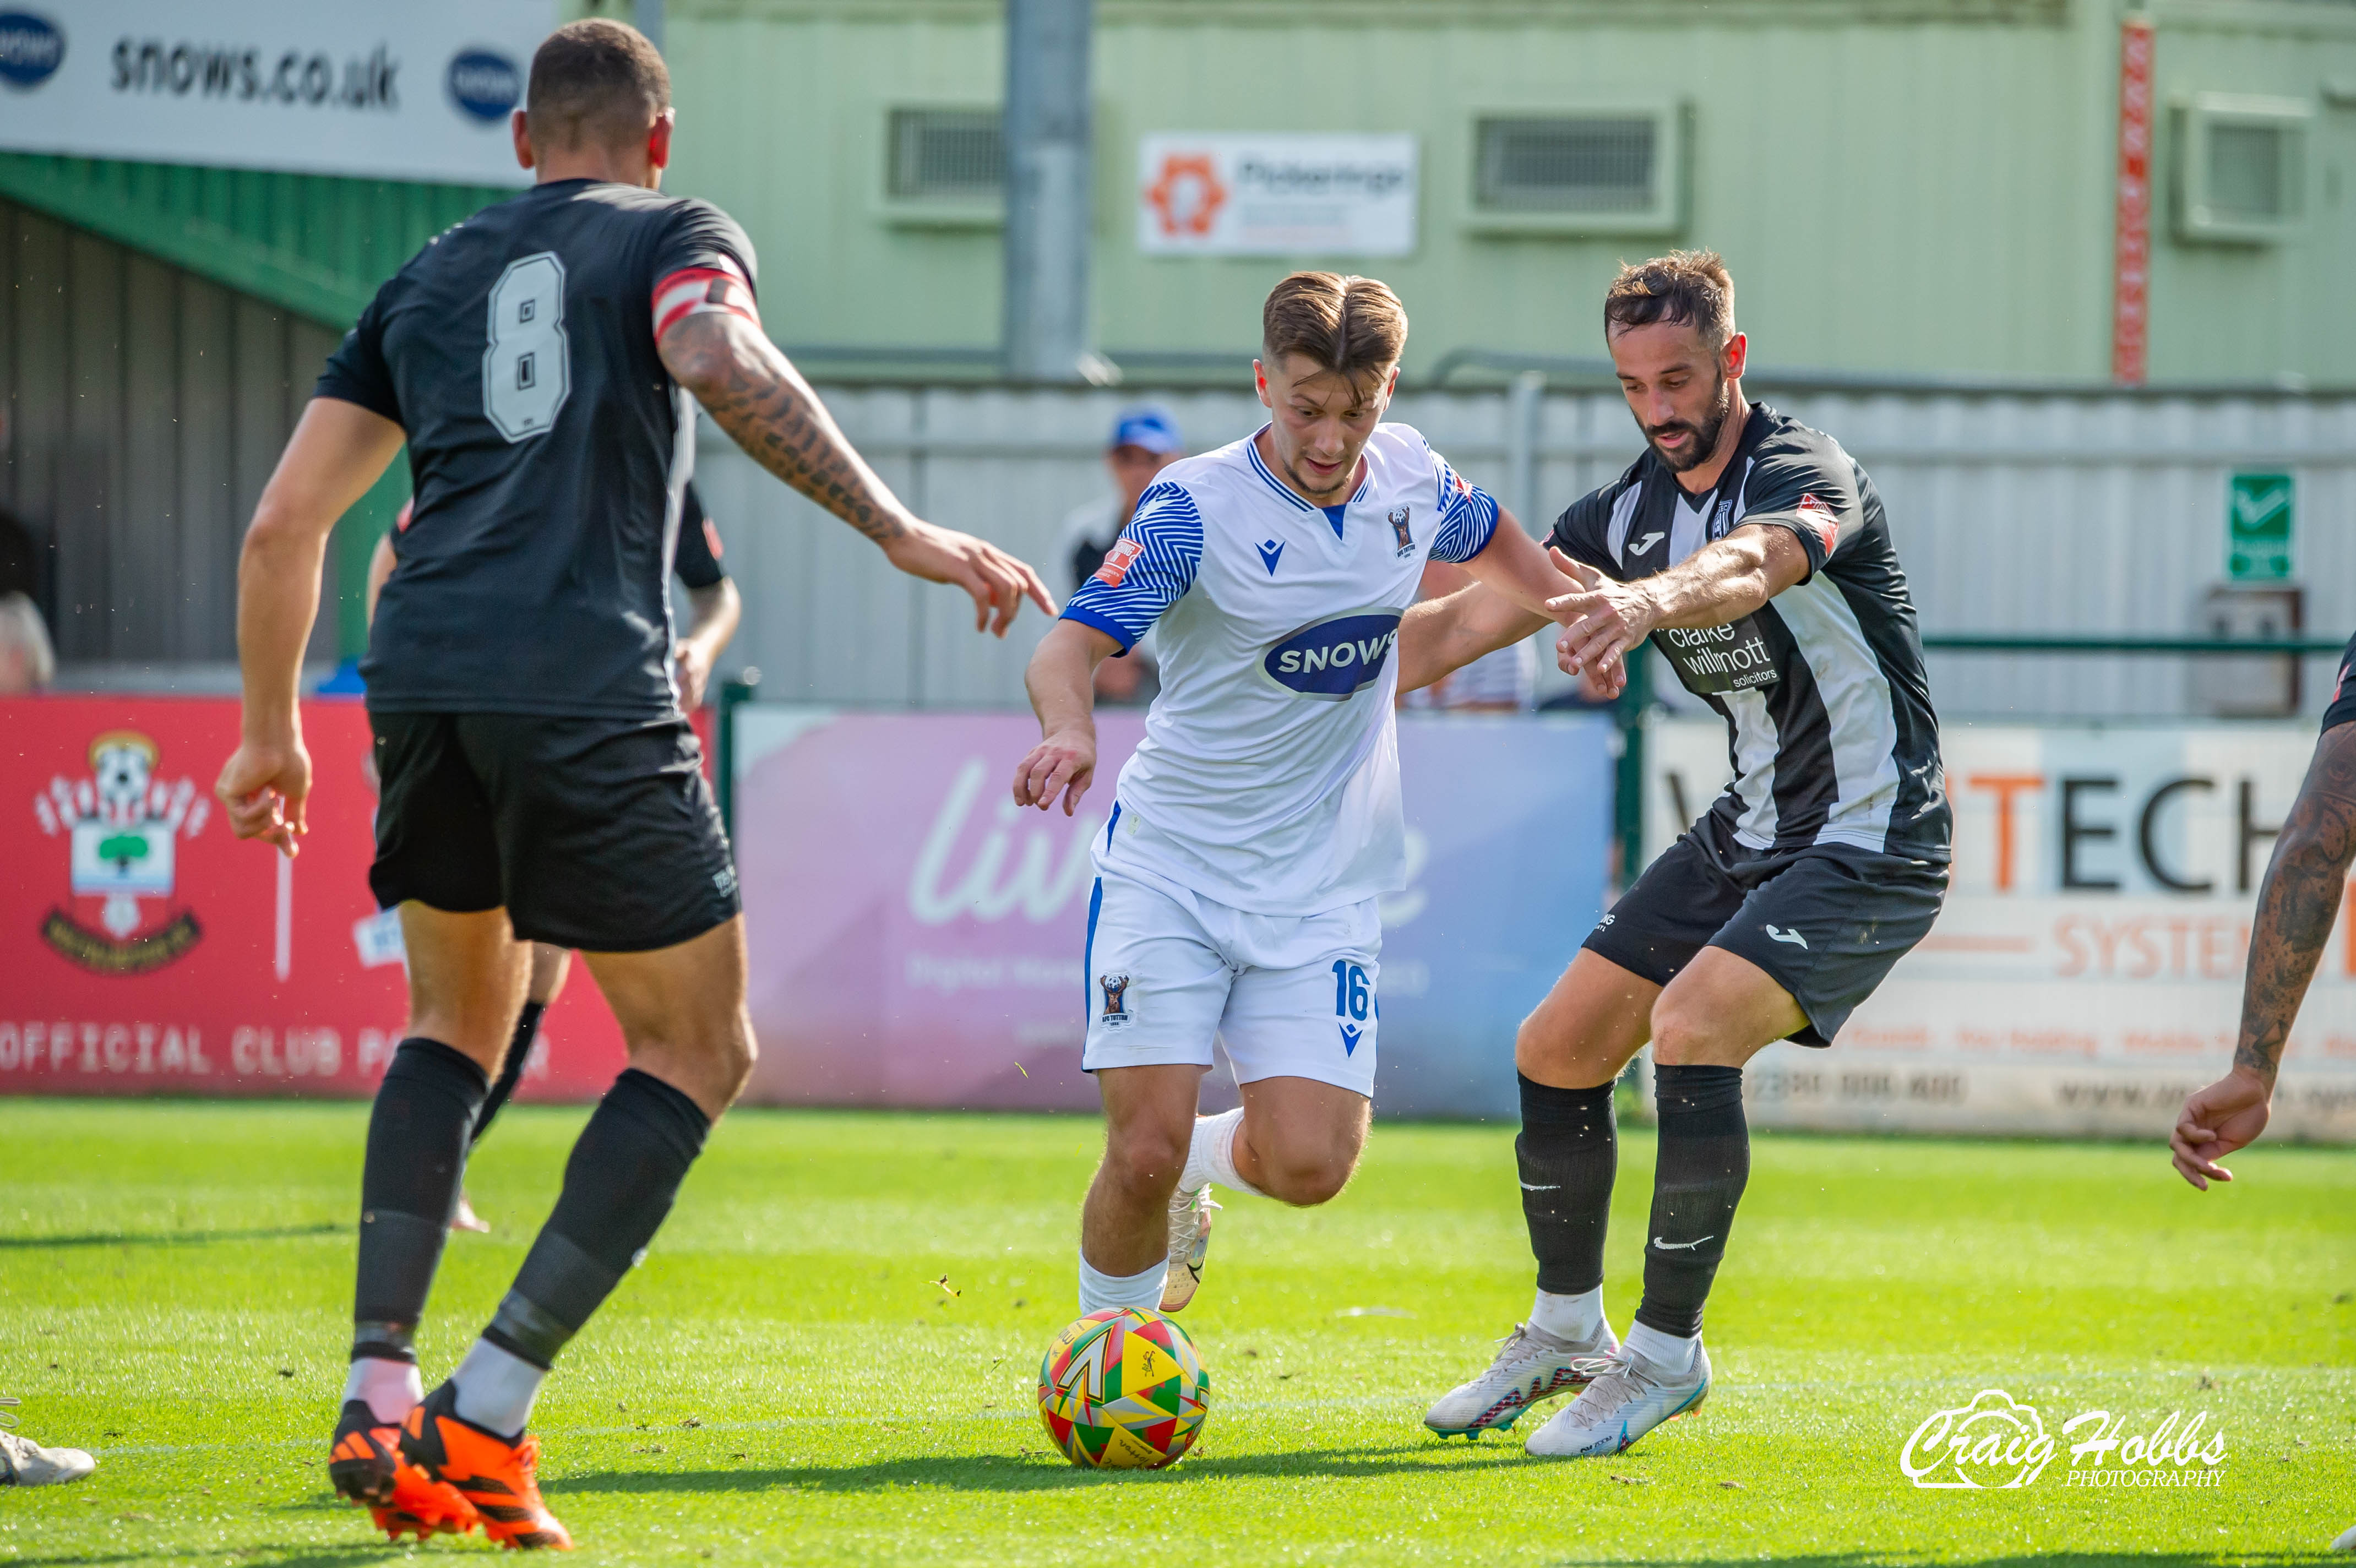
2227, 472, 2293, 581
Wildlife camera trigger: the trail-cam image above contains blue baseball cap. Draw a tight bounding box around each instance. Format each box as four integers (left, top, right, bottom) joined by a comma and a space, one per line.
1109, 406, 1183, 455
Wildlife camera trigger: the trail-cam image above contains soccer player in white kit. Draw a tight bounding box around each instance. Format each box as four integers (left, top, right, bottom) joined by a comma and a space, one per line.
1013, 273, 1584, 1317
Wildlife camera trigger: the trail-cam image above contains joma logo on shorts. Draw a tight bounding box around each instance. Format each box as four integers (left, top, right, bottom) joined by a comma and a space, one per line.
1261, 609, 1402, 700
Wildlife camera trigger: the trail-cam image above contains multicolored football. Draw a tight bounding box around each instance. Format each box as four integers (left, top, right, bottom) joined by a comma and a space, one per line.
1037, 1307, 1209, 1469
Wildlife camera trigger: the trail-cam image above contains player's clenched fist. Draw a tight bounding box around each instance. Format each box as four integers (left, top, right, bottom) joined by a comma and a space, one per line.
215, 737, 311, 857
1013, 728, 1096, 816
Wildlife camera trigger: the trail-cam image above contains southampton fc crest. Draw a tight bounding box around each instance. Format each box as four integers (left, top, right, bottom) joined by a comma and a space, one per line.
1098, 972, 1134, 1030
33, 730, 208, 972
1388, 506, 1414, 557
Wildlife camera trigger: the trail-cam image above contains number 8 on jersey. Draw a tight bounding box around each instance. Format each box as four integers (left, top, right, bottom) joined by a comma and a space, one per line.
482, 252, 572, 443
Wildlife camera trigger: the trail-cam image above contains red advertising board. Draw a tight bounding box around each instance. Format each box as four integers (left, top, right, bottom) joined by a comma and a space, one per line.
0, 696, 627, 1099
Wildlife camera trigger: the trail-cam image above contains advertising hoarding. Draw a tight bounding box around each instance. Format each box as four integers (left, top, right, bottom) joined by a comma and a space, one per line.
0, 697, 627, 1099
1646, 718, 2356, 1139
0, 1, 553, 186
729, 708, 1614, 1119
1136, 133, 1418, 258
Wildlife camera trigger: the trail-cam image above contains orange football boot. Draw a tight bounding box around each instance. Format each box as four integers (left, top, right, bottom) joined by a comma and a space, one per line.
400, 1382, 573, 1550
328, 1399, 481, 1542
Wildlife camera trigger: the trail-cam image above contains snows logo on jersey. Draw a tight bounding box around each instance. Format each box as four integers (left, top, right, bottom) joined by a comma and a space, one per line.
1261, 609, 1402, 700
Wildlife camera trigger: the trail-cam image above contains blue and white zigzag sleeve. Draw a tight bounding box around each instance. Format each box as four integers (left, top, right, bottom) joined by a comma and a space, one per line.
1059, 481, 1203, 651
1429, 455, 1501, 564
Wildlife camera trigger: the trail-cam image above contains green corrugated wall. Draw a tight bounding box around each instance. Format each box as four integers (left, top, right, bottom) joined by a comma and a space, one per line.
0, 154, 514, 658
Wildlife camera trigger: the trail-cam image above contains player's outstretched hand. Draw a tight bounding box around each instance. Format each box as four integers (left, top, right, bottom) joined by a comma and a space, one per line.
215, 738, 312, 857
2169, 1067, 2272, 1190
1013, 728, 1096, 816
883, 520, 1054, 637
1544, 547, 1639, 698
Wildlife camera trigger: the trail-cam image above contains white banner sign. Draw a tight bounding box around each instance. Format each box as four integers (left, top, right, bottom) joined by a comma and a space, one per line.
0, 1, 553, 186
1137, 133, 1417, 258
1645, 718, 2356, 1140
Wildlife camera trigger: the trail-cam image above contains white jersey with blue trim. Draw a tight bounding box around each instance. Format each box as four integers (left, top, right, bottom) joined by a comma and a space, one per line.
1062, 422, 1500, 915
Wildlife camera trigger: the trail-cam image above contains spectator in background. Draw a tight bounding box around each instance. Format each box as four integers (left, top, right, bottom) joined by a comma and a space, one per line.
0, 592, 55, 694
1400, 559, 1536, 712
1055, 406, 1184, 705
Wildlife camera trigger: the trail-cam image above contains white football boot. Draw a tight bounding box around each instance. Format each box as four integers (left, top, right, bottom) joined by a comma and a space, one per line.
1158, 1186, 1220, 1313
0, 1400, 95, 1486
1524, 1338, 1710, 1458
1423, 1319, 1621, 1439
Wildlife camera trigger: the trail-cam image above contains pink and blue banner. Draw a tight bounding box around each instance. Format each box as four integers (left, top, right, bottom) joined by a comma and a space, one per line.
730, 709, 1616, 1119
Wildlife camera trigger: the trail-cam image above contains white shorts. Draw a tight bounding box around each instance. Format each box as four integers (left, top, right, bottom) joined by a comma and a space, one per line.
1080, 867, 1379, 1097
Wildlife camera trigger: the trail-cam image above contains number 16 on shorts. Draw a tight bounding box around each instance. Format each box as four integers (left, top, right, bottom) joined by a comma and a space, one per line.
1331, 960, 1373, 1057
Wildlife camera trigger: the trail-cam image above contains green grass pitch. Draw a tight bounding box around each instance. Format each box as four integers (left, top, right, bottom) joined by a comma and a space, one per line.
1, 1098, 2349, 1565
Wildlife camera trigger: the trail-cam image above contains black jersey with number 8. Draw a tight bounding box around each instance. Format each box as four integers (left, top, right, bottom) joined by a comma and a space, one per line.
320, 177, 757, 720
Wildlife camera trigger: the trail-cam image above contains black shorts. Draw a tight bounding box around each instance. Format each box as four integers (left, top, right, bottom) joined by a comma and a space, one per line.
368, 711, 740, 953
1583, 809, 1947, 1047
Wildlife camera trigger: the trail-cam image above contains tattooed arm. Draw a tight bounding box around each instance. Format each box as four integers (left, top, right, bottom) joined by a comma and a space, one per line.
658, 311, 1051, 635
2170, 721, 2356, 1189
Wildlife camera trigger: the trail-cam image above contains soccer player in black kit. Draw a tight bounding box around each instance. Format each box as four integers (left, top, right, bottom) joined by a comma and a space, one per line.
1398, 252, 1948, 1459
215, 20, 1048, 1549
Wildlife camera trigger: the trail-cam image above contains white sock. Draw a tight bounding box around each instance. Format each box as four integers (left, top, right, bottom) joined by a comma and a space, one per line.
1623, 1320, 1698, 1375
450, 1337, 547, 1439
344, 1356, 423, 1425
1078, 1251, 1168, 1316
1180, 1107, 1265, 1197
1528, 1287, 1605, 1346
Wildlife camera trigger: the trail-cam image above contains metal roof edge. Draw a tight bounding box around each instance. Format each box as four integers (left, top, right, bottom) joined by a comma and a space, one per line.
0, 155, 368, 329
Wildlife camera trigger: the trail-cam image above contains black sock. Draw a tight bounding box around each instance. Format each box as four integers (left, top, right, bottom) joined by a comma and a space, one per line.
469, 1000, 546, 1150
480, 1068, 710, 1369
1633, 1064, 1750, 1340
352, 1038, 489, 1363
1516, 1073, 1618, 1299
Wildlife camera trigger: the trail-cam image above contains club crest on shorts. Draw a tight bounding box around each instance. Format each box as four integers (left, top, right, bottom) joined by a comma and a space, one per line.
1097, 972, 1134, 1029
1388, 506, 1414, 557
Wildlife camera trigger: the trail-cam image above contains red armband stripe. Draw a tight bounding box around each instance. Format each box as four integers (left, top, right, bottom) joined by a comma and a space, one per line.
1795, 493, 1838, 556
653, 259, 758, 341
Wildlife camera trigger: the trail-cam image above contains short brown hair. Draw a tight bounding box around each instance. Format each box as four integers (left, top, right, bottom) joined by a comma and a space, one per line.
1261, 272, 1409, 386
527, 19, 670, 153
1604, 251, 1736, 347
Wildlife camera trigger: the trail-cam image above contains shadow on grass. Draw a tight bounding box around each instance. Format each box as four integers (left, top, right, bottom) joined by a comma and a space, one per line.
0, 1224, 342, 1250
551, 1442, 1531, 1496
0, 1547, 404, 1568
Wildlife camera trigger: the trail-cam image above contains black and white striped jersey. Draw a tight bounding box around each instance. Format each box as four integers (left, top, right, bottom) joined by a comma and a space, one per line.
1551, 403, 1950, 862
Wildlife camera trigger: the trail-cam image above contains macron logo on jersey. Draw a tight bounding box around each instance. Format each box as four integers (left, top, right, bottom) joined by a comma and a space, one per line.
1256, 539, 1285, 575
1263, 609, 1402, 700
